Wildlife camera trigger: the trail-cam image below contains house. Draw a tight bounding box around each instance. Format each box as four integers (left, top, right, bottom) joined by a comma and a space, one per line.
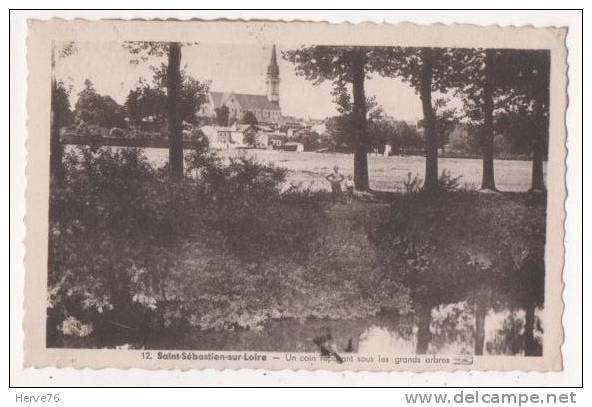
197, 45, 282, 124
267, 131, 287, 148
200, 124, 247, 149
283, 142, 304, 152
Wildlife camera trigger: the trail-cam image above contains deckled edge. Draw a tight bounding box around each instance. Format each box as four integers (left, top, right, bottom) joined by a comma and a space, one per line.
21, 17, 569, 375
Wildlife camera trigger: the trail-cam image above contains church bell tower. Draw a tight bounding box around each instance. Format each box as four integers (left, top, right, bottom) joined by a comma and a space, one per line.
266, 45, 280, 105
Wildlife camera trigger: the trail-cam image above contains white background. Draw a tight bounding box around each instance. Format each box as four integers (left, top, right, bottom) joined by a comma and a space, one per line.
6, 3, 585, 402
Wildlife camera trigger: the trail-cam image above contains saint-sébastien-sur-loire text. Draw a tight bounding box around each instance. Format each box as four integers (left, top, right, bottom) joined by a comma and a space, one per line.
147, 351, 268, 362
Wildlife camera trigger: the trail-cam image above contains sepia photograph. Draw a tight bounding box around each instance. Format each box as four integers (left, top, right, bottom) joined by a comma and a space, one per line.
21, 19, 568, 372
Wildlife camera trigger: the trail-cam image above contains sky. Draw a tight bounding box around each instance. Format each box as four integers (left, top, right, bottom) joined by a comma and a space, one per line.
55, 42, 427, 122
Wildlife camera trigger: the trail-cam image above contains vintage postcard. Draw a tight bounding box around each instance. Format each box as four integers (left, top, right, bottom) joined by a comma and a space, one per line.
24, 18, 567, 372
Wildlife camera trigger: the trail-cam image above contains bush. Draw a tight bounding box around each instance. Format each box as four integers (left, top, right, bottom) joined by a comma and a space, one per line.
438, 170, 463, 191
186, 150, 326, 260
403, 172, 423, 194
401, 170, 463, 194
48, 146, 328, 344
368, 191, 545, 310
48, 147, 200, 345
109, 127, 125, 138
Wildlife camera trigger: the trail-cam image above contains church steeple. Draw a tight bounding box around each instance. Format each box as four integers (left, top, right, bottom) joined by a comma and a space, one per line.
266, 45, 280, 104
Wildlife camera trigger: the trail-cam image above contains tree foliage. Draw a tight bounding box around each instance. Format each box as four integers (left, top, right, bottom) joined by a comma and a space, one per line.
215, 105, 230, 127
283, 46, 377, 190
125, 80, 167, 125
240, 110, 259, 126
74, 79, 127, 128
125, 70, 209, 126
499, 49, 550, 191
373, 47, 460, 190
53, 81, 74, 129
50, 42, 77, 186
123, 41, 205, 179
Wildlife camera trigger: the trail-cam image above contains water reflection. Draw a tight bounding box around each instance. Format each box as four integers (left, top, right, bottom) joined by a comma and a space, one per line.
358, 326, 415, 354
89, 304, 542, 356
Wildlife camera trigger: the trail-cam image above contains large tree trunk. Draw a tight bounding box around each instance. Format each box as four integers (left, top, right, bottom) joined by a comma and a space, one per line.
351, 49, 369, 191
481, 49, 496, 190
530, 104, 546, 191
50, 80, 64, 187
530, 53, 549, 193
474, 301, 487, 355
167, 42, 183, 180
531, 143, 546, 191
523, 299, 537, 356
419, 48, 438, 191
416, 304, 432, 354
49, 49, 63, 187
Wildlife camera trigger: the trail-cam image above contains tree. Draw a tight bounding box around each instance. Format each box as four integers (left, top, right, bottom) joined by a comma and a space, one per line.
495, 107, 539, 156
125, 81, 167, 126
50, 81, 74, 184
284, 46, 373, 190
215, 105, 230, 127
327, 85, 388, 153
124, 41, 192, 180
503, 50, 550, 191
374, 47, 457, 191
166, 43, 183, 179
243, 130, 258, 147
365, 108, 399, 154
150, 65, 209, 126
50, 42, 76, 186
292, 129, 329, 151
481, 49, 496, 190
324, 115, 350, 152
126, 70, 209, 128
451, 48, 550, 191
390, 121, 423, 154
240, 111, 259, 126
449, 48, 504, 190
74, 79, 126, 128
433, 98, 458, 150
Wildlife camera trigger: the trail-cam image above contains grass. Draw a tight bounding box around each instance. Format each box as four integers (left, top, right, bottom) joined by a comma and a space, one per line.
140, 148, 545, 192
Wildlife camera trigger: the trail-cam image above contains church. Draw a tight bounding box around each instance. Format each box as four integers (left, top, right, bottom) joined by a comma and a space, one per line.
198, 45, 282, 124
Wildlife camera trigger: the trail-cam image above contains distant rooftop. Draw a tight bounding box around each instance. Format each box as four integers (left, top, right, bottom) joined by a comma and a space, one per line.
210, 91, 280, 111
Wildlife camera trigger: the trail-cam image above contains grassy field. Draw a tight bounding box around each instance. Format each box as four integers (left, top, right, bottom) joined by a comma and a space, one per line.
142, 148, 545, 192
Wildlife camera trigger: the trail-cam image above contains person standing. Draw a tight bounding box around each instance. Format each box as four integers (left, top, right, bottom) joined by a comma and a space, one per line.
326, 166, 345, 203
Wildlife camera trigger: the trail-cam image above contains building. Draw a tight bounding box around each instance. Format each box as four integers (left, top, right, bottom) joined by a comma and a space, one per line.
200, 124, 249, 149
198, 45, 282, 124
283, 141, 304, 152
267, 131, 287, 148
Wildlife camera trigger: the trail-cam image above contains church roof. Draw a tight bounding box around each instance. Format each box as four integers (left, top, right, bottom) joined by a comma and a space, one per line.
210, 91, 281, 112
267, 45, 279, 78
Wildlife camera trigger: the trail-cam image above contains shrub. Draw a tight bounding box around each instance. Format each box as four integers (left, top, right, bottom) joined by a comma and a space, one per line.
188, 150, 326, 260
402, 172, 423, 194
109, 127, 125, 138
47, 147, 201, 345
368, 191, 545, 311
48, 146, 327, 343
438, 170, 463, 191
401, 170, 463, 194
